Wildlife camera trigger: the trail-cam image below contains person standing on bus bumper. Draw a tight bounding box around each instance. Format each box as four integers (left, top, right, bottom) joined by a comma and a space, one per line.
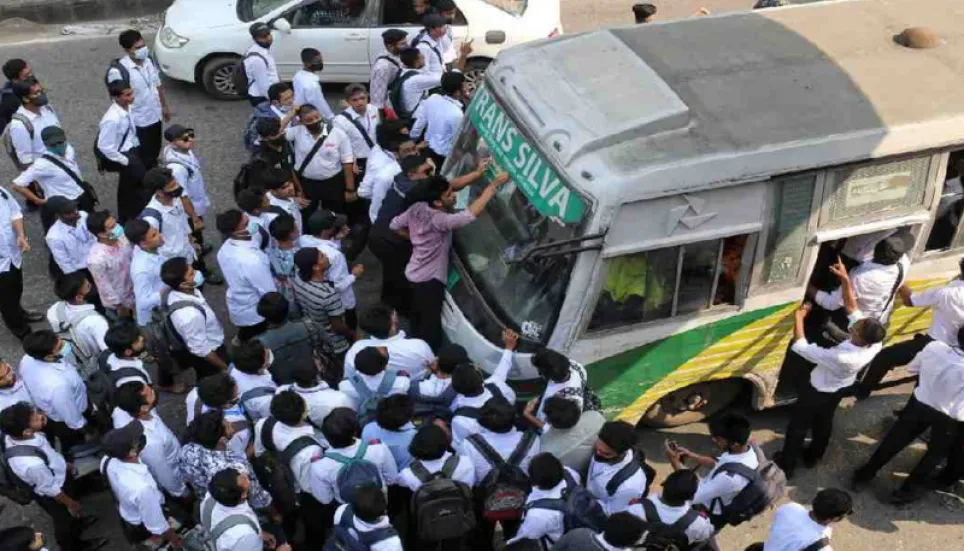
775, 259, 886, 478
389, 171, 509, 351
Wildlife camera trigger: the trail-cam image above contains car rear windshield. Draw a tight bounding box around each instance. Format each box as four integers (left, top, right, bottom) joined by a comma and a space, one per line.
238, 0, 291, 21
481, 0, 527, 16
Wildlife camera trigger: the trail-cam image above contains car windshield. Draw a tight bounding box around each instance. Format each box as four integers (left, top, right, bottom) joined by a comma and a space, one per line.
446, 86, 588, 343
480, 0, 528, 16
239, 0, 292, 21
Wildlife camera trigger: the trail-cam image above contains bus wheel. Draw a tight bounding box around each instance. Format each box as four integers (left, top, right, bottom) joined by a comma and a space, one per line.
640, 380, 744, 428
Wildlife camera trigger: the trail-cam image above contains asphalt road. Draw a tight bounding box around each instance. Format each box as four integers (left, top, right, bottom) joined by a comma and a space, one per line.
0, 1, 962, 549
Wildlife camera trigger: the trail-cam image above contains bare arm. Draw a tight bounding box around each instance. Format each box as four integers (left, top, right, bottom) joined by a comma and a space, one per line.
450, 159, 491, 190
467, 172, 510, 217
898, 284, 913, 307
794, 303, 810, 341
829, 257, 858, 314
11, 184, 45, 205
204, 351, 229, 371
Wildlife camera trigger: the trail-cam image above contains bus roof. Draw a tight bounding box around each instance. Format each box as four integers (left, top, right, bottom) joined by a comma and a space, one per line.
486, 0, 964, 204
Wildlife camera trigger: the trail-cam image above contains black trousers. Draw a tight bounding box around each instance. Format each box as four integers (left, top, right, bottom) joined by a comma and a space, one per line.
302, 173, 347, 216
368, 229, 413, 316
857, 334, 933, 398
45, 419, 86, 458
780, 383, 847, 474
937, 421, 964, 485
0, 265, 30, 338
116, 151, 148, 223
238, 320, 269, 342
165, 344, 228, 387
411, 279, 446, 352
136, 122, 163, 169
37, 494, 84, 551
855, 394, 958, 493
297, 492, 331, 546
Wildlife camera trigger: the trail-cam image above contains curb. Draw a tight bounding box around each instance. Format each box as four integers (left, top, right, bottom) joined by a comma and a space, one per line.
0, 0, 171, 25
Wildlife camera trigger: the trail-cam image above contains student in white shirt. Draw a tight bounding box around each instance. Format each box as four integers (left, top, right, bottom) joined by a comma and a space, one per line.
0, 184, 41, 340
163, 124, 211, 232
586, 420, 648, 516
7, 78, 60, 170
44, 198, 95, 277
288, 105, 356, 214
396, 423, 475, 491
331, 485, 403, 551
361, 394, 418, 471
229, 340, 277, 422
188, 373, 253, 458
215, 209, 277, 341
628, 469, 715, 549
761, 489, 853, 551
413, 14, 448, 76
339, 347, 411, 422
550, 513, 647, 551
47, 273, 109, 361
394, 44, 471, 120
140, 167, 199, 264
98, 80, 146, 223
778, 260, 885, 478
811, 236, 907, 325
316, 407, 399, 505
125, 218, 166, 326
203, 468, 290, 551
345, 303, 433, 380
300, 209, 364, 328
261, 167, 305, 236
19, 331, 89, 453
409, 343, 464, 419
159, 257, 228, 381
507, 452, 582, 549
0, 357, 34, 415
369, 29, 408, 114
243, 23, 280, 106
103, 322, 153, 388
292, 47, 334, 122
411, 72, 465, 167
531, 347, 595, 419
333, 84, 380, 176
449, 330, 518, 448
276, 359, 354, 433
358, 120, 417, 225
236, 187, 279, 250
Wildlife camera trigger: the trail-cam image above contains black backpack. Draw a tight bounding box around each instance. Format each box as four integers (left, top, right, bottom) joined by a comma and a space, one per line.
258, 417, 323, 515
638, 499, 702, 551
409, 455, 476, 541
104, 58, 130, 88
388, 69, 423, 120
0, 442, 49, 505
231, 52, 269, 98
710, 448, 786, 527
468, 430, 536, 522
525, 471, 607, 538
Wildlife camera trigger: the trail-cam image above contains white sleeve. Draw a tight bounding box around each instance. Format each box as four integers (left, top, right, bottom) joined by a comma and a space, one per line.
88, 316, 110, 352
45, 234, 74, 274
685, 515, 716, 544
20, 463, 63, 497
309, 462, 338, 504
506, 508, 552, 545
375, 444, 399, 486
106, 67, 124, 83
174, 309, 217, 357
97, 118, 129, 166
138, 488, 172, 535
247, 260, 278, 296
229, 532, 264, 551
12, 163, 38, 187
337, 131, 355, 164
54, 382, 87, 430
9, 121, 35, 165
410, 104, 428, 139
814, 288, 843, 311
246, 56, 270, 98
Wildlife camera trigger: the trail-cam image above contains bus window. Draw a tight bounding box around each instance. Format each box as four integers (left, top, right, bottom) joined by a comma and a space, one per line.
925, 152, 964, 252
589, 235, 751, 330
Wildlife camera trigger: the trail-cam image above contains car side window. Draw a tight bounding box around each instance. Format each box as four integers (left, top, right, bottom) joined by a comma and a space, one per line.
291, 0, 368, 27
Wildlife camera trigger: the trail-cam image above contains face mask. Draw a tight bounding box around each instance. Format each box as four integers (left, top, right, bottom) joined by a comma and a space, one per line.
192, 270, 205, 288
31, 93, 49, 107
310, 61, 324, 72
108, 225, 125, 241
134, 46, 150, 61
46, 144, 67, 156
247, 220, 261, 237
279, 104, 292, 114
166, 186, 184, 198
264, 350, 275, 370
54, 342, 73, 362
268, 135, 287, 146
305, 122, 323, 134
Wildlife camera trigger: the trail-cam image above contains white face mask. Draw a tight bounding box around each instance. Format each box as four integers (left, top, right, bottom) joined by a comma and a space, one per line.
134, 46, 150, 61
263, 350, 275, 371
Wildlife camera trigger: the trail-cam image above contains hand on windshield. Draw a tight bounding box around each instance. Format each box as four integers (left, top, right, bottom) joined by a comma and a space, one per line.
502, 328, 519, 351
491, 171, 510, 188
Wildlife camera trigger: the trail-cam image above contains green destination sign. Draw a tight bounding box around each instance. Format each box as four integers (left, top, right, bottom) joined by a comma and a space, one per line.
467, 86, 586, 224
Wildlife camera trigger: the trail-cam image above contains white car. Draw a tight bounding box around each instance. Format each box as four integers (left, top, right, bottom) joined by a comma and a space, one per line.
154, 0, 562, 100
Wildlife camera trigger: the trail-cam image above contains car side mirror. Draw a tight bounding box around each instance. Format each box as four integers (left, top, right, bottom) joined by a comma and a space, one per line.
273, 18, 292, 34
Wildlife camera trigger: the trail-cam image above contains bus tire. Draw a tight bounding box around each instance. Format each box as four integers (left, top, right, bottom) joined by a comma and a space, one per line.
639, 379, 745, 428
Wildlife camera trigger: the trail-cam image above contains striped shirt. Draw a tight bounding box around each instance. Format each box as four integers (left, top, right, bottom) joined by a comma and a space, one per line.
291, 277, 349, 353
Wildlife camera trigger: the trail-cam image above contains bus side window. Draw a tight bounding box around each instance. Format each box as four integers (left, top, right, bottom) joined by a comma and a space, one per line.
925, 151, 964, 252
589, 235, 751, 331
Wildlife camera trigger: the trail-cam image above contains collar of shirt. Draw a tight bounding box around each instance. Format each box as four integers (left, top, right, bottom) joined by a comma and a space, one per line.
148, 195, 182, 214
230, 367, 275, 389
590, 450, 633, 479
169, 289, 205, 304
441, 94, 463, 110
715, 449, 758, 470
292, 382, 333, 393
106, 101, 132, 120
5, 433, 47, 449
0, 377, 27, 396
22, 356, 72, 373
526, 478, 567, 503
226, 237, 260, 250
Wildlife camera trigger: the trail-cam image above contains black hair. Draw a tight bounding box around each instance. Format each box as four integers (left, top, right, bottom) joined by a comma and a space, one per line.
255, 117, 281, 139
115, 381, 148, 416
2, 58, 27, 81
661, 469, 699, 506
351, 484, 387, 523
105, 322, 141, 357
440, 71, 465, 96
197, 373, 237, 409
598, 421, 636, 455
124, 218, 151, 245
400, 154, 428, 176
269, 213, 297, 241
375, 120, 410, 151
268, 81, 292, 103
531, 348, 571, 382
53, 272, 88, 302
301, 47, 321, 64
22, 330, 59, 360
479, 398, 515, 433
603, 512, 646, 548
257, 292, 290, 325
407, 176, 450, 205
399, 47, 420, 68
345, 83, 367, 98
107, 79, 132, 98
0, 401, 34, 438
355, 347, 389, 376
118, 29, 143, 50
437, 0, 457, 11
86, 209, 113, 235
183, 409, 226, 449
160, 257, 190, 289
708, 412, 751, 447
144, 167, 175, 193
436, 344, 469, 375
234, 340, 267, 375
260, 167, 290, 191
529, 452, 564, 490
322, 407, 359, 449
858, 318, 886, 345
375, 394, 414, 431
812, 488, 854, 522
294, 247, 322, 282
632, 3, 657, 22
291, 358, 320, 387
270, 390, 307, 426
236, 187, 266, 214
872, 237, 903, 266
0, 526, 36, 551
216, 209, 245, 236
209, 468, 245, 507
359, 304, 394, 339
544, 396, 581, 430
408, 424, 449, 461
298, 103, 319, 118
451, 364, 483, 397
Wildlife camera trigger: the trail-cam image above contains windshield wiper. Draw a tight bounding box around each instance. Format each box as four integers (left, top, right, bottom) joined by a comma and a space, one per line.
514, 232, 607, 264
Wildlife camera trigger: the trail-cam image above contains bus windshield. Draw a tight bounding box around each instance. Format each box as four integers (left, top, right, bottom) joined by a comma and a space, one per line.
445, 86, 589, 343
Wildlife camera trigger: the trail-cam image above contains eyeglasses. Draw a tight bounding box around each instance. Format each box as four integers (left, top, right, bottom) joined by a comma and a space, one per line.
179, 134, 195, 141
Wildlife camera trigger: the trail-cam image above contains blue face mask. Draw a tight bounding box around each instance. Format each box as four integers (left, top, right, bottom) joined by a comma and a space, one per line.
108, 225, 124, 241
46, 144, 67, 157
55, 342, 72, 361
247, 220, 260, 238
193, 270, 205, 288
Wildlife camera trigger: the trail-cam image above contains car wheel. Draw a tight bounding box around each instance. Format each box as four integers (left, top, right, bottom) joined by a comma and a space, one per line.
463, 59, 491, 97
639, 379, 745, 428
200, 56, 243, 101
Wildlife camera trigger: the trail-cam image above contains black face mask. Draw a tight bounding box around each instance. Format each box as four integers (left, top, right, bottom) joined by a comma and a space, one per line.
305, 122, 323, 134
31, 92, 49, 107
310, 61, 324, 72
268, 135, 287, 146
594, 452, 620, 464
166, 186, 184, 198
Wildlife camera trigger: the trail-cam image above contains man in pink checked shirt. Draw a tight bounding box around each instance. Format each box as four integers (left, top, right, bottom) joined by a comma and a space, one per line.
86, 209, 135, 321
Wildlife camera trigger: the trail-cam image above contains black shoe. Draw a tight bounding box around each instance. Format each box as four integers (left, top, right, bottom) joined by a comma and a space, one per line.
851, 471, 873, 492
22, 309, 44, 323
854, 387, 871, 401
803, 453, 821, 469
77, 537, 109, 551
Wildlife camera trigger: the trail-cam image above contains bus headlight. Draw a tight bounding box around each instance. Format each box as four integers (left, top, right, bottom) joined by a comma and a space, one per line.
160, 26, 190, 49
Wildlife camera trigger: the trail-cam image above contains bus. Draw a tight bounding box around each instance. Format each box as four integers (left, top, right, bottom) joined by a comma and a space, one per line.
437, 0, 963, 426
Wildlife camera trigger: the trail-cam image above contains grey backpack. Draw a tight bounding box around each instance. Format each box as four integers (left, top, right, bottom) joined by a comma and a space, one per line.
200, 495, 260, 551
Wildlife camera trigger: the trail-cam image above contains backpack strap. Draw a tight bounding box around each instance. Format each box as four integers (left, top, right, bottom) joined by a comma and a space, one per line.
4, 445, 50, 466
166, 160, 195, 178
296, 133, 328, 179
452, 405, 482, 419
280, 435, 321, 466
110, 366, 152, 386
340, 507, 398, 545
507, 430, 537, 467
10, 113, 33, 138
376, 55, 401, 69
467, 434, 506, 469
417, 37, 443, 66
349, 375, 374, 404
393, 70, 423, 117
484, 382, 505, 402
139, 207, 164, 234
200, 495, 216, 531
526, 497, 566, 513
325, 440, 368, 464
641, 499, 660, 524
239, 386, 276, 406
261, 417, 279, 453
375, 371, 397, 395
439, 454, 459, 478
712, 462, 759, 482
800, 537, 831, 551
606, 458, 642, 497
669, 508, 700, 533
245, 52, 269, 68
210, 514, 260, 541
410, 460, 432, 483
338, 111, 375, 149
881, 261, 905, 315
40, 154, 96, 201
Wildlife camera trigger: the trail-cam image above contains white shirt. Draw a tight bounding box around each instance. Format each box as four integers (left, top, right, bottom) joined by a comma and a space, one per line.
344, 332, 434, 380
0, 188, 24, 272
841, 229, 896, 263
693, 448, 760, 515
13, 145, 84, 200
167, 289, 224, 357
814, 258, 907, 323
333, 504, 404, 551
299, 235, 357, 309
45, 211, 96, 274
360, 153, 401, 223
287, 125, 354, 181
203, 495, 262, 551
164, 146, 210, 217
911, 280, 964, 344
276, 383, 354, 433
311, 439, 398, 504
536, 363, 587, 419
8, 105, 60, 166
398, 69, 443, 116
792, 312, 882, 392
411, 94, 463, 157
586, 451, 648, 515
396, 451, 476, 491
217, 238, 277, 327
628, 496, 715, 545
46, 301, 109, 359
106, 354, 152, 387
764, 503, 833, 551
112, 410, 188, 497
4, 433, 66, 498
101, 457, 170, 535
244, 42, 279, 100
185, 389, 252, 458
143, 195, 195, 263
267, 192, 303, 235
450, 350, 516, 448
19, 356, 88, 430
507, 469, 583, 546
130, 246, 166, 325
231, 367, 276, 422
252, 418, 325, 497
333, 106, 380, 159
97, 101, 139, 166
292, 68, 334, 122
339, 371, 411, 411
463, 428, 540, 485
908, 340, 964, 421
0, 377, 34, 414
107, 56, 162, 127
414, 33, 445, 75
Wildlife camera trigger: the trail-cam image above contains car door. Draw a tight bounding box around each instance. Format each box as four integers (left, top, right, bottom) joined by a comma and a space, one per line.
271, 0, 373, 81
367, 0, 469, 67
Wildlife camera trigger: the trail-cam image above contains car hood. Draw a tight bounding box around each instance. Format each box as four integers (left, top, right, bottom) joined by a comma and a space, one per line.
164, 0, 243, 32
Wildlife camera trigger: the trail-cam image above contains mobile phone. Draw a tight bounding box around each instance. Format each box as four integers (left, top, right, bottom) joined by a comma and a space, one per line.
665, 439, 681, 453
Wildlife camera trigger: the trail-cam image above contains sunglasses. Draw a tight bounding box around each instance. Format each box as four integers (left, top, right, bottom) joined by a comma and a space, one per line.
179, 133, 196, 141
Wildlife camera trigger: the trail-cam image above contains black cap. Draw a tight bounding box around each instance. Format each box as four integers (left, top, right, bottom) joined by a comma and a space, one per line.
381, 29, 408, 43
250, 22, 272, 38
163, 124, 193, 142
307, 209, 348, 235
423, 13, 446, 29
103, 421, 144, 459
45, 196, 77, 215
40, 126, 66, 147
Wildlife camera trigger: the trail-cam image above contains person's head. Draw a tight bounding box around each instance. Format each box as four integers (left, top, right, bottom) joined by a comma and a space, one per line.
811, 488, 854, 525
351, 484, 387, 523
0, 357, 18, 389
299, 104, 325, 135
410, 176, 456, 211
2, 58, 31, 82
708, 412, 751, 452
400, 154, 434, 182
290, 357, 320, 388
269, 212, 299, 245
107, 79, 134, 107
115, 381, 155, 418
345, 83, 369, 113
633, 3, 658, 23
12, 78, 46, 109
87, 209, 123, 244
197, 373, 239, 409
322, 407, 359, 449
268, 81, 294, 108
236, 187, 269, 215
660, 469, 699, 506
54, 272, 92, 305
355, 347, 389, 377
145, 166, 182, 203
529, 452, 564, 490
184, 409, 229, 449
126, 218, 164, 251
437, 0, 457, 22
22, 330, 65, 362
119, 29, 148, 61
375, 394, 414, 431
216, 209, 255, 240
602, 512, 647, 548
0, 402, 46, 439
306, 209, 348, 240
40, 126, 68, 157
413, 0, 431, 16
543, 396, 581, 430
423, 13, 448, 40
399, 47, 424, 69
440, 71, 466, 100
849, 317, 886, 347
872, 236, 904, 266
381, 29, 409, 55
46, 196, 80, 226
531, 348, 571, 383
164, 124, 196, 151
234, 340, 270, 375
434, 343, 469, 376
300, 47, 324, 72
293, 246, 329, 282
249, 22, 274, 48
594, 421, 636, 463
376, 120, 416, 158
209, 468, 250, 507
258, 292, 290, 325
270, 390, 307, 426
160, 256, 198, 294
479, 397, 516, 433
358, 304, 397, 339
105, 322, 145, 359
261, 167, 296, 199
102, 420, 146, 461
0, 525, 45, 551
408, 424, 449, 461
451, 364, 484, 397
